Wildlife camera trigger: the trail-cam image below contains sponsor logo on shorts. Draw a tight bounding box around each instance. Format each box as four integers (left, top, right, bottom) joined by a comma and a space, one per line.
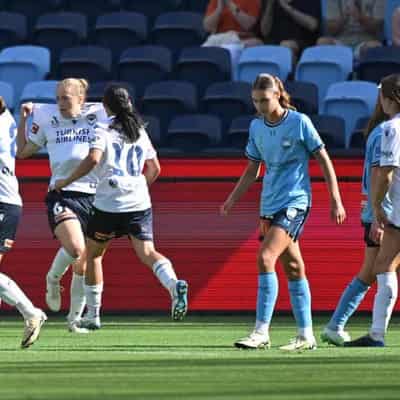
94, 231, 115, 241
4, 239, 14, 248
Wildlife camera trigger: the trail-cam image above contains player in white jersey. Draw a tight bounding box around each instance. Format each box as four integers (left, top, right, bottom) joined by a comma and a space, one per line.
54, 85, 188, 329
0, 96, 46, 348
16, 78, 107, 333
346, 74, 400, 347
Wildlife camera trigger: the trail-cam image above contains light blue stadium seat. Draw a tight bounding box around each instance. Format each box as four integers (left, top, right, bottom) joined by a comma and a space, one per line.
237, 45, 292, 83
0, 46, 50, 103
295, 45, 353, 107
0, 81, 15, 111
384, 0, 400, 44
20, 80, 58, 104
322, 81, 378, 148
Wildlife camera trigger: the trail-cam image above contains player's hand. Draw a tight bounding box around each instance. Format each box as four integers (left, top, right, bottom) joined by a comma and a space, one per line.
220, 198, 235, 216
20, 102, 34, 119
330, 200, 346, 224
369, 219, 384, 244
53, 179, 68, 192
374, 205, 388, 227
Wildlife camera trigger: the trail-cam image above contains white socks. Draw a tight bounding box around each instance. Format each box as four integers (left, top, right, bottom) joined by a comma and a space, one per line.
152, 259, 177, 295
67, 273, 86, 323
84, 283, 103, 319
255, 320, 269, 337
47, 247, 77, 282
370, 272, 398, 341
0, 272, 38, 320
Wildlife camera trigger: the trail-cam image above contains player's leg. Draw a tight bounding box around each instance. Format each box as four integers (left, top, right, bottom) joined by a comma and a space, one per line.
278, 240, 316, 351
234, 223, 292, 349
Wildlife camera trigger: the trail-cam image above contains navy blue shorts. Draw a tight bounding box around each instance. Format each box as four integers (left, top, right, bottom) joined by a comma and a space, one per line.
45, 190, 94, 234
362, 223, 380, 248
259, 207, 310, 242
0, 202, 21, 253
87, 207, 154, 243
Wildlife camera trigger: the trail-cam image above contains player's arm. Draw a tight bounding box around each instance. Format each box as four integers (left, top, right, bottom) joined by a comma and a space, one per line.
372, 166, 393, 226
369, 166, 385, 243
314, 147, 346, 224
54, 148, 103, 191
16, 103, 41, 159
220, 159, 261, 215
144, 157, 161, 187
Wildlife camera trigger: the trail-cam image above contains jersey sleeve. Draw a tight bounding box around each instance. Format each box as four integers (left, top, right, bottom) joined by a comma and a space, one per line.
370, 133, 382, 167
301, 115, 324, 154
141, 129, 157, 160
380, 122, 400, 168
27, 104, 47, 148
245, 120, 262, 162
90, 125, 107, 152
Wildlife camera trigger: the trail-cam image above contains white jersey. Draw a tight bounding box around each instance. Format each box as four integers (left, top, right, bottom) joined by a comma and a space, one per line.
28, 103, 108, 194
90, 121, 157, 213
380, 114, 400, 226
0, 110, 21, 206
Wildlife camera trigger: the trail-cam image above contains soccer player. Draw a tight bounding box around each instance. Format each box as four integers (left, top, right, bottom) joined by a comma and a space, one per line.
345, 74, 400, 347
221, 73, 346, 351
321, 98, 391, 346
0, 96, 46, 348
53, 84, 188, 329
16, 78, 107, 333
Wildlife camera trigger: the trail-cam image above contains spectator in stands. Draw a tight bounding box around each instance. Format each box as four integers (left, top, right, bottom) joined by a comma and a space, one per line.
317, 0, 385, 59
203, 0, 263, 46
392, 6, 400, 46
259, 0, 321, 63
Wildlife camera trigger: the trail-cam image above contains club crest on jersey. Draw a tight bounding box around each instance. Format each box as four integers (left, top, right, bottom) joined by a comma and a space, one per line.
86, 114, 97, 126
31, 123, 39, 134
51, 116, 59, 128
281, 138, 292, 148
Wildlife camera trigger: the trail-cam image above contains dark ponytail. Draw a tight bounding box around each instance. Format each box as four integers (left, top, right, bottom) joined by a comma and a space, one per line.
0, 96, 6, 115
103, 84, 144, 143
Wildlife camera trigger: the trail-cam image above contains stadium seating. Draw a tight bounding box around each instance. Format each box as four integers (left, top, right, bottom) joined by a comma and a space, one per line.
322, 81, 378, 148
175, 47, 231, 96
142, 114, 161, 146
118, 46, 172, 98
141, 80, 198, 133
202, 81, 254, 134
151, 12, 206, 59
350, 116, 369, 149
166, 114, 222, 152
86, 81, 135, 103
59, 46, 113, 81
310, 114, 346, 149
0, 46, 50, 102
237, 45, 292, 83
295, 45, 353, 106
0, 81, 15, 112
185, 0, 209, 13
384, 0, 400, 44
95, 12, 148, 61
357, 46, 400, 83
0, 12, 27, 48
227, 115, 253, 149
285, 80, 319, 115
19, 80, 58, 104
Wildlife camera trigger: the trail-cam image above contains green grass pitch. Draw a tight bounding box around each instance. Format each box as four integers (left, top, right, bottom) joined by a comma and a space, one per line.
0, 314, 399, 400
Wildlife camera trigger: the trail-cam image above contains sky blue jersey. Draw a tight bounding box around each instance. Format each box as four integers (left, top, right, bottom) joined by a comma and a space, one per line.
361, 123, 392, 224
245, 110, 324, 216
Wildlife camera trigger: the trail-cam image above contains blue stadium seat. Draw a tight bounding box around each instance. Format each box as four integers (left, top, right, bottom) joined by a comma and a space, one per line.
295, 45, 353, 106
350, 116, 369, 149
87, 81, 135, 103
20, 80, 58, 104
141, 80, 198, 134
202, 81, 254, 134
285, 80, 319, 115
357, 46, 400, 83
142, 114, 161, 146
118, 46, 172, 98
322, 81, 378, 148
237, 45, 292, 83
122, 0, 184, 25
186, 0, 209, 13
0, 46, 50, 102
384, 0, 400, 44
227, 115, 253, 149
151, 12, 206, 59
310, 114, 346, 149
0, 81, 15, 112
95, 12, 148, 61
59, 46, 113, 81
175, 47, 231, 96
167, 114, 222, 152
0, 12, 27, 48
34, 13, 87, 67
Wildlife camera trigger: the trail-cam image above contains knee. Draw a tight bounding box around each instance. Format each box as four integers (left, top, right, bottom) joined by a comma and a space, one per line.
257, 252, 277, 273
68, 246, 85, 260
285, 260, 304, 280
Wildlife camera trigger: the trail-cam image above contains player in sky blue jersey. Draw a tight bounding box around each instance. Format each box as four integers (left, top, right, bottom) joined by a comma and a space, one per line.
221, 74, 346, 351
321, 98, 392, 346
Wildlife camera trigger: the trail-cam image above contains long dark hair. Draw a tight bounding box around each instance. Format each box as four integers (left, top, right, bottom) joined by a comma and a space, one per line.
380, 73, 400, 107
0, 96, 6, 115
103, 85, 144, 143
252, 73, 296, 111
364, 95, 387, 139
